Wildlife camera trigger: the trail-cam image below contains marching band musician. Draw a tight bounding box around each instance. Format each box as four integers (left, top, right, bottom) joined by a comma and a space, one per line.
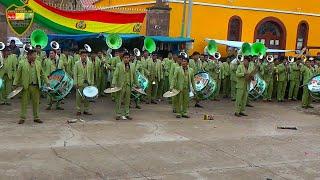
301, 59, 315, 108
97, 51, 107, 95
160, 52, 174, 98
189, 52, 204, 107
132, 51, 146, 109
230, 56, 239, 101
109, 50, 122, 101
0, 48, 17, 105
262, 57, 275, 102
205, 55, 222, 101
169, 54, 181, 113
222, 58, 231, 98
288, 58, 301, 101
35, 45, 47, 61
234, 56, 251, 117
170, 56, 195, 118
275, 58, 287, 102
91, 52, 104, 96
145, 53, 162, 104
13, 49, 49, 124
74, 50, 94, 116
43, 50, 63, 110
112, 52, 138, 120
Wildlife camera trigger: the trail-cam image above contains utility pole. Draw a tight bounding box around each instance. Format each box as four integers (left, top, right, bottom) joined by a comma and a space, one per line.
180, 0, 187, 37
186, 0, 193, 38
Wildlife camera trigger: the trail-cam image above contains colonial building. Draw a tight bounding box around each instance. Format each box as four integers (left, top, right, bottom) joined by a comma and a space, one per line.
95, 0, 320, 55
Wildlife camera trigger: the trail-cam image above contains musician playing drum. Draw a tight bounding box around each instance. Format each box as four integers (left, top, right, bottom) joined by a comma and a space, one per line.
112, 52, 138, 120
74, 50, 94, 116
170, 56, 195, 118
43, 50, 64, 110
13, 49, 49, 124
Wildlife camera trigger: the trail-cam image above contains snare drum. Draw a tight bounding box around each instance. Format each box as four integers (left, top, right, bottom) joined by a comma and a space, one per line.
48, 69, 74, 101
248, 75, 266, 100
307, 74, 320, 99
83, 86, 99, 101
194, 72, 217, 100
0, 78, 3, 91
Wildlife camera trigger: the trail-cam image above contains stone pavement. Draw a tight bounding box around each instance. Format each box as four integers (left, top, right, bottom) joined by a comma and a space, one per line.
0, 95, 319, 179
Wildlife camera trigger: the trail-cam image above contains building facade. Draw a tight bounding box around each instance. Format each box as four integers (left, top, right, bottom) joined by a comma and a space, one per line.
95, 0, 320, 55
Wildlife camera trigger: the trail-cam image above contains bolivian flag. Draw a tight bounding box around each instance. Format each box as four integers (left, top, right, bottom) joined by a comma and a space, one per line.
25, 0, 145, 34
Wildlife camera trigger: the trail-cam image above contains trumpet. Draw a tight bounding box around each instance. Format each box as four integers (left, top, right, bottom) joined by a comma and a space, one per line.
266, 55, 274, 63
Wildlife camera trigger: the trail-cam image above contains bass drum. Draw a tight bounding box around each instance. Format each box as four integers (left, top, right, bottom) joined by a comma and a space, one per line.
307, 74, 320, 99
249, 74, 266, 100
48, 69, 74, 101
132, 71, 148, 98
193, 72, 217, 100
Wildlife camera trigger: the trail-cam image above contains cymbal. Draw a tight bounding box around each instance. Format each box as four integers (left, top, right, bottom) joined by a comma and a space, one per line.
104, 87, 121, 94
7, 87, 23, 99
163, 89, 180, 98
132, 87, 147, 95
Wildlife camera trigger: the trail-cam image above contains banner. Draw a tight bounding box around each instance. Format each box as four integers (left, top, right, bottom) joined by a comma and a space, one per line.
6, 4, 34, 36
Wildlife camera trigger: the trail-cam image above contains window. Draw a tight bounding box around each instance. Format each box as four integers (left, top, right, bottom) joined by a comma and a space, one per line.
227, 16, 242, 41
296, 21, 309, 50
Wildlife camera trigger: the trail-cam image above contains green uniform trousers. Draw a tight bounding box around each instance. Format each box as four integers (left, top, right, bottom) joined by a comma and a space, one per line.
212, 79, 221, 100
288, 80, 299, 100
235, 87, 248, 114
302, 86, 311, 107
47, 95, 61, 108
176, 88, 189, 116
0, 76, 12, 103
282, 80, 288, 100
263, 80, 273, 100
115, 84, 131, 116
147, 82, 158, 102
76, 87, 89, 113
222, 76, 230, 97
230, 80, 236, 100
277, 81, 285, 101
96, 76, 106, 96
272, 80, 278, 99
20, 85, 40, 120
157, 79, 165, 99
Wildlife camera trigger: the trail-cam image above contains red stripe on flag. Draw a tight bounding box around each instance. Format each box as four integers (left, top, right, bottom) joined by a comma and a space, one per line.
33, 0, 146, 24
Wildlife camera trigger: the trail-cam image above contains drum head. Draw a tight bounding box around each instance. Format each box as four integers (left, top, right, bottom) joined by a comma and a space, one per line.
308, 75, 320, 93
0, 78, 3, 90
194, 72, 209, 92
7, 87, 23, 99
83, 86, 98, 98
194, 72, 216, 99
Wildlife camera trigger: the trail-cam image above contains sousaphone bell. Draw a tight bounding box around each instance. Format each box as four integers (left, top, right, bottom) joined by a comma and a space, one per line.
134, 48, 141, 57
50, 41, 59, 50
0, 42, 5, 69
266, 55, 274, 62
84, 44, 92, 53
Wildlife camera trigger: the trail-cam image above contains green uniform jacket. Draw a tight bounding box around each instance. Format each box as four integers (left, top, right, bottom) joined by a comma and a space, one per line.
289, 62, 300, 81
13, 58, 48, 89
170, 66, 195, 92
0, 54, 17, 80
236, 63, 250, 89
112, 62, 138, 88
145, 59, 163, 82
42, 58, 57, 77
92, 57, 103, 81
276, 63, 286, 82
262, 62, 275, 82
222, 62, 230, 78
189, 59, 203, 73
58, 54, 68, 71
301, 65, 314, 84
73, 60, 94, 87
163, 58, 174, 77
205, 60, 221, 80
230, 63, 238, 82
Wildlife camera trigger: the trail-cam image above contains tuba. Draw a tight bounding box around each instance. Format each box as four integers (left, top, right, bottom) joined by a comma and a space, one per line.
106, 48, 113, 59
288, 56, 295, 63
30, 29, 48, 49
144, 37, 156, 53
50, 41, 59, 50
207, 40, 217, 56
266, 55, 274, 63
106, 34, 122, 50
134, 48, 141, 57
84, 44, 92, 53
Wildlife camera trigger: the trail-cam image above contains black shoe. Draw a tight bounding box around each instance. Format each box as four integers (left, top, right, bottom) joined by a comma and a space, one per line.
231, 99, 236, 101
18, 119, 25, 124
307, 105, 314, 108
239, 112, 248, 116
135, 105, 141, 109
195, 103, 203, 108
76, 112, 82, 116
151, 100, 158, 104
46, 106, 52, 110
116, 116, 121, 120
246, 104, 254, 107
302, 106, 308, 109
56, 107, 64, 110
173, 109, 176, 113
234, 113, 241, 117
293, 98, 297, 101
84, 111, 92, 115
126, 116, 133, 120
34, 119, 43, 124
182, 115, 190, 118
176, 115, 182, 118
